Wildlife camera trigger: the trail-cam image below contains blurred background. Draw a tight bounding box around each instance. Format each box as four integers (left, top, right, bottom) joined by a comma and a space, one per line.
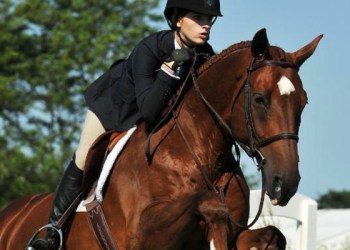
1, 0, 349, 219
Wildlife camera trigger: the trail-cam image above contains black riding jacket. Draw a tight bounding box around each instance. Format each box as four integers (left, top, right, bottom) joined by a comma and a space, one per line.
84, 30, 215, 132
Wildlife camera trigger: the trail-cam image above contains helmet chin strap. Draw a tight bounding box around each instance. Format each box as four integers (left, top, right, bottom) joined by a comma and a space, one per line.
211, 16, 218, 26
176, 30, 195, 49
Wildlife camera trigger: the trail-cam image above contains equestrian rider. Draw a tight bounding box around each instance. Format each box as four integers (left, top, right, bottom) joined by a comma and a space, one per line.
31, 0, 222, 249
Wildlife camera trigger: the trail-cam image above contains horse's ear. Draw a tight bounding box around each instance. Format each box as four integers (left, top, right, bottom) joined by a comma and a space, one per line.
290, 34, 323, 67
251, 28, 270, 58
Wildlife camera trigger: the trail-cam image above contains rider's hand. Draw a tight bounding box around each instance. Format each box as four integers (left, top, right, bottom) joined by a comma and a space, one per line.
170, 48, 194, 70
163, 48, 194, 78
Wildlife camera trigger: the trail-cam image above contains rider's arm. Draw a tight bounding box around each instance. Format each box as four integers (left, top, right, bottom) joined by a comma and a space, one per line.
132, 43, 180, 123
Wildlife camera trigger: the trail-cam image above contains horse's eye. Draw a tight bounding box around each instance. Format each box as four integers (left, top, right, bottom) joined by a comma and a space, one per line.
253, 94, 268, 107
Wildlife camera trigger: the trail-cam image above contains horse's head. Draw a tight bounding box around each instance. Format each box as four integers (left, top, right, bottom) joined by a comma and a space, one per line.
228, 29, 323, 206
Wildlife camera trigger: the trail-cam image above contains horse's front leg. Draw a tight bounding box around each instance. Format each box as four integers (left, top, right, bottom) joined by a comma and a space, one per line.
218, 167, 286, 250
197, 191, 232, 250
235, 226, 286, 250
138, 192, 230, 250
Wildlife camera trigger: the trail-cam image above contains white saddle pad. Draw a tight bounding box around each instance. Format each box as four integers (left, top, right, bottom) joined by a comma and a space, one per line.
76, 126, 137, 212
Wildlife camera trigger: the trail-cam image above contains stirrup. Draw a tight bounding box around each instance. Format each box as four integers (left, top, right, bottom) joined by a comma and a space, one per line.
25, 224, 63, 250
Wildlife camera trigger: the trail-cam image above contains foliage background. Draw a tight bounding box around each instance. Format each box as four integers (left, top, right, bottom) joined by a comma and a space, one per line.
0, 0, 161, 210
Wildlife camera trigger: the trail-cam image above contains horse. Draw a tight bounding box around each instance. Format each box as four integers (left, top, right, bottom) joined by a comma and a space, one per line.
0, 28, 322, 250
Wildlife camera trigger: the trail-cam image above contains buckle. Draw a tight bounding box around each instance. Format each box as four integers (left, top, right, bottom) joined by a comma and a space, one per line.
252, 150, 266, 170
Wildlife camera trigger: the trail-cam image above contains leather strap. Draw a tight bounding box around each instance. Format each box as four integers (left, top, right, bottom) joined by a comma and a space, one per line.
174, 114, 215, 191
87, 201, 118, 250
54, 192, 83, 229
145, 53, 197, 163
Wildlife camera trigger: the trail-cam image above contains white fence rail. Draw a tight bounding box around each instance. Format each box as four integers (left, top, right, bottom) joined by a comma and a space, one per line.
249, 190, 318, 250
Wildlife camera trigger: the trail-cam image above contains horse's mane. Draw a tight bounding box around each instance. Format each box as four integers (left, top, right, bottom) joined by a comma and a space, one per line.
198, 40, 252, 75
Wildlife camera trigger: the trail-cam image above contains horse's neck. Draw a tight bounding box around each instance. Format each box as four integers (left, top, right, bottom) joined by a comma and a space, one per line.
176, 104, 229, 165
178, 51, 249, 165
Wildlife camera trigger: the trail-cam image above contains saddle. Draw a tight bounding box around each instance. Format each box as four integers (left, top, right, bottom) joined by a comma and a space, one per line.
80, 129, 132, 250
82, 130, 127, 193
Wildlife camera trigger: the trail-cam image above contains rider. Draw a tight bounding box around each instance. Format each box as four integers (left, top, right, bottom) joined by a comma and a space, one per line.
31, 0, 222, 249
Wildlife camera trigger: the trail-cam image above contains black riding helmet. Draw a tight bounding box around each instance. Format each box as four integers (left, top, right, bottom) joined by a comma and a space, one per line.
164, 0, 222, 30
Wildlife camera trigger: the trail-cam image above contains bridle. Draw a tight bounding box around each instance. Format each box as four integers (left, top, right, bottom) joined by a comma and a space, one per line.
186, 54, 301, 229
191, 57, 300, 169
146, 52, 301, 173
145, 52, 301, 229
239, 59, 300, 169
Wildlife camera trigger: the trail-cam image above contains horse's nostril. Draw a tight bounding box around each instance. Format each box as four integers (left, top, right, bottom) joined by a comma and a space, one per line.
274, 185, 281, 193
274, 176, 281, 184
273, 176, 282, 198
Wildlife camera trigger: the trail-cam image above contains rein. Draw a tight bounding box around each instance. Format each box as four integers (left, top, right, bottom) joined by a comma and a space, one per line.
189, 58, 300, 170
183, 55, 300, 229
187, 64, 265, 230
145, 52, 300, 230
145, 62, 194, 163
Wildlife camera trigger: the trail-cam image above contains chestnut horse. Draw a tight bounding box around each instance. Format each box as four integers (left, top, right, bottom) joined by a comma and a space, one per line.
0, 29, 322, 250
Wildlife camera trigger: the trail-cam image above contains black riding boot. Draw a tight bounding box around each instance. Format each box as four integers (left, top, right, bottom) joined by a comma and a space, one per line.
31, 159, 83, 250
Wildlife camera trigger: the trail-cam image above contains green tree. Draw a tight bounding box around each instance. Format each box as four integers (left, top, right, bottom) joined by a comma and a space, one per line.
317, 189, 350, 209
0, 0, 162, 210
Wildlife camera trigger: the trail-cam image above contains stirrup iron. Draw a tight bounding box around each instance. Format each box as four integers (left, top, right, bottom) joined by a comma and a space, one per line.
25, 224, 63, 250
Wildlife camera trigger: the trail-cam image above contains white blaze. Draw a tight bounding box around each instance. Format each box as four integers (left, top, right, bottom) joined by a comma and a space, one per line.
210, 239, 216, 250
277, 75, 295, 95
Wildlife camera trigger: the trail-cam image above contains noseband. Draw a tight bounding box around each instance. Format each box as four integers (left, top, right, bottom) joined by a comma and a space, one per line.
192, 57, 300, 169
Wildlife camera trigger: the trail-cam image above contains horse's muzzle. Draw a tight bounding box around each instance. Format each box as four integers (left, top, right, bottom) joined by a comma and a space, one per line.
265, 172, 300, 206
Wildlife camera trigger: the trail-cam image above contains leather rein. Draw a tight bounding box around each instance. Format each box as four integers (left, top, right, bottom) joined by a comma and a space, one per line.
185, 56, 300, 170
145, 53, 300, 229
175, 54, 300, 229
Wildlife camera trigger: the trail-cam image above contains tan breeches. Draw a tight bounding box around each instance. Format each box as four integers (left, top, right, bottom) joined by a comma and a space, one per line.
75, 110, 106, 170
